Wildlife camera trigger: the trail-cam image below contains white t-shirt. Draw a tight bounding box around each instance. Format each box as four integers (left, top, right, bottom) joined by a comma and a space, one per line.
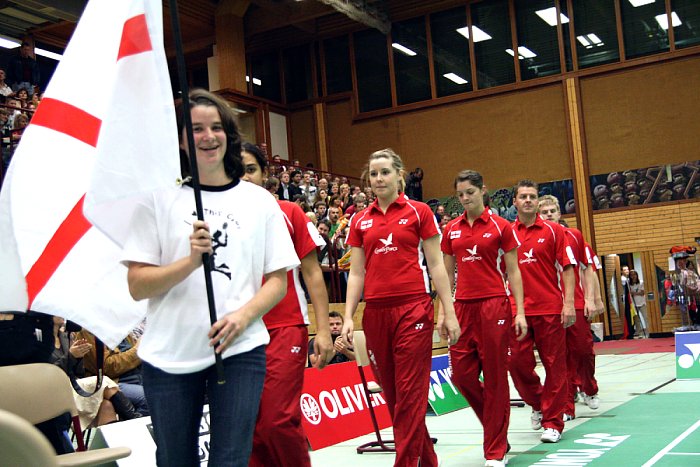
122, 180, 299, 374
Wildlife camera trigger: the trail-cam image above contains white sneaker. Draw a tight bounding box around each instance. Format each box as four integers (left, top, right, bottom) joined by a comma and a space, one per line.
541, 428, 562, 443
583, 393, 600, 410
485, 459, 507, 467
575, 391, 586, 404
530, 410, 543, 430
563, 413, 575, 422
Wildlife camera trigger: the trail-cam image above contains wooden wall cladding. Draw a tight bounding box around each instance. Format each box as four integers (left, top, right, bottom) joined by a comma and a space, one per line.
593, 200, 700, 332
324, 84, 572, 199
288, 107, 318, 167
581, 56, 700, 175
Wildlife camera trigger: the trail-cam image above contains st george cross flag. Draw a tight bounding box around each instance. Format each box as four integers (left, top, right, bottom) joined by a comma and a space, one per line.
0, 0, 180, 347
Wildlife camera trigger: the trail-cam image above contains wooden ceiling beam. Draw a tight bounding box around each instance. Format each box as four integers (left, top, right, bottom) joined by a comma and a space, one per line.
245, 0, 332, 37
316, 0, 389, 34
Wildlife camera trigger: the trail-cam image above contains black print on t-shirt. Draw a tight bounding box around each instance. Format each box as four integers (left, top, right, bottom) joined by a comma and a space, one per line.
210, 222, 231, 280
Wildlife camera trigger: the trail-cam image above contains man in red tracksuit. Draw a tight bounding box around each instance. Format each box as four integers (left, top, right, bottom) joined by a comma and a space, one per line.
441, 170, 527, 467
538, 195, 603, 419
509, 180, 576, 444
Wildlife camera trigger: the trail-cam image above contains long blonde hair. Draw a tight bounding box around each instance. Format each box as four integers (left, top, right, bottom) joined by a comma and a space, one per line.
363, 148, 406, 194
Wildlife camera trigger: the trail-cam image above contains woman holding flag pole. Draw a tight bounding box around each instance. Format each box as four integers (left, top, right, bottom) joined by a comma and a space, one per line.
122, 89, 298, 467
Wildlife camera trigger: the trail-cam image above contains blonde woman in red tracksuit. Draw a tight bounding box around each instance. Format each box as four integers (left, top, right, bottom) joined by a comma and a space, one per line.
341, 148, 460, 467
440, 170, 527, 467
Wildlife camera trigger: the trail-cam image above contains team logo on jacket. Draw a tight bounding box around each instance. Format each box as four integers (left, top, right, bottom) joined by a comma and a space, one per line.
374, 233, 398, 255
461, 245, 483, 262
450, 230, 461, 239
360, 219, 373, 230
398, 218, 408, 225
519, 248, 538, 264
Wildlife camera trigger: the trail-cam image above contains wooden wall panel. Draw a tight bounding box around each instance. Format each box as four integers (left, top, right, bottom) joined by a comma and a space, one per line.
288, 108, 318, 167
593, 200, 700, 332
581, 56, 700, 175
325, 84, 571, 199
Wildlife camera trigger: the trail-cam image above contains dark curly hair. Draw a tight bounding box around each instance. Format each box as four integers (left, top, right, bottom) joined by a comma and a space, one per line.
176, 88, 242, 181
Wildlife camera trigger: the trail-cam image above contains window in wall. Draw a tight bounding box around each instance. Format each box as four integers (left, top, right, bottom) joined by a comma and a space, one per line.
621, 0, 670, 59
324, 35, 352, 95
560, 1, 573, 72
283, 44, 313, 104
471, 0, 516, 89
430, 7, 473, 97
392, 17, 432, 105
250, 51, 281, 102
314, 42, 322, 97
515, 0, 562, 80
354, 28, 392, 112
572, 0, 620, 69
672, 0, 700, 49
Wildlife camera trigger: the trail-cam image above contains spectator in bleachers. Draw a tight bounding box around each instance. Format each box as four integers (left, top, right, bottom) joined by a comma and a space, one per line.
314, 200, 328, 221
435, 204, 445, 223
316, 188, 329, 205
16, 88, 29, 108
0, 68, 13, 97
6, 97, 22, 128
300, 171, 317, 204
328, 206, 342, 238
338, 183, 351, 209
265, 176, 280, 199
343, 192, 366, 220
308, 311, 355, 366
317, 177, 328, 194
7, 39, 40, 95
277, 171, 300, 201
406, 167, 424, 201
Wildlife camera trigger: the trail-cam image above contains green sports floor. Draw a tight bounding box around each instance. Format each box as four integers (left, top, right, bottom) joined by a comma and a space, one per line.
310, 342, 700, 466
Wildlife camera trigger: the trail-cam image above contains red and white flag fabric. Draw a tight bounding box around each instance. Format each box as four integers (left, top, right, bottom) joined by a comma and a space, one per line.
0, 0, 180, 347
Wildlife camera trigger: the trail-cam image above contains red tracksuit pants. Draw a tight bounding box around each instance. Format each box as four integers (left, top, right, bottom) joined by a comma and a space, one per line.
250, 325, 309, 467
565, 309, 599, 417
450, 297, 511, 461
363, 294, 437, 467
509, 314, 567, 433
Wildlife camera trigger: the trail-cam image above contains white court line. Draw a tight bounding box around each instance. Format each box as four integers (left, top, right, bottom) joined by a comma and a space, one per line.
666, 452, 700, 456
641, 419, 700, 467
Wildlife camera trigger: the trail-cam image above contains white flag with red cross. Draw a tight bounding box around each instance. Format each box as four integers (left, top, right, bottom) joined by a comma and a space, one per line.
0, 0, 180, 347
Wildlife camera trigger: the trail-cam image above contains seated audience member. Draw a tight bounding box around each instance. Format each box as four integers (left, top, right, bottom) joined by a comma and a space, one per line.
300, 171, 317, 204
51, 317, 142, 426
277, 171, 300, 201
314, 200, 328, 221
76, 328, 149, 416
343, 192, 367, 220
265, 176, 280, 199
317, 220, 332, 267
306, 211, 317, 225
308, 311, 355, 366
435, 204, 445, 224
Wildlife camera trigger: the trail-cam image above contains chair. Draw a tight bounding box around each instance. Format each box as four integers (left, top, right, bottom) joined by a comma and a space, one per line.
353, 330, 395, 454
0, 408, 58, 466
0, 363, 131, 466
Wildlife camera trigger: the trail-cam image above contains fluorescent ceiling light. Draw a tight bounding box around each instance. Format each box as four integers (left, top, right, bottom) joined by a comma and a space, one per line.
577, 35, 591, 47
252, 78, 262, 86
535, 7, 569, 27
443, 73, 468, 85
628, 0, 655, 6
0, 35, 62, 61
456, 26, 492, 42
392, 42, 417, 56
655, 12, 681, 30
506, 46, 537, 59
587, 33, 602, 45
35, 49, 62, 61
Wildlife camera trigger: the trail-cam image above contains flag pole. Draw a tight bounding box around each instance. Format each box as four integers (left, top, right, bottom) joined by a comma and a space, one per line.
168, 0, 226, 384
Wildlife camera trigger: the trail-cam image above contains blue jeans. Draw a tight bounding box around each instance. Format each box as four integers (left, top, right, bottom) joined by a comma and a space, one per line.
119, 382, 149, 416
143, 346, 266, 467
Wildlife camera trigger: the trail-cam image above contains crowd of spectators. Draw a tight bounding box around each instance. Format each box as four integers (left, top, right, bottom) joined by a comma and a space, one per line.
0, 38, 43, 182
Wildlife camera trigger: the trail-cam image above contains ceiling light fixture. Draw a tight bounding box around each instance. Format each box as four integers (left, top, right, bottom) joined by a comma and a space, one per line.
443, 73, 468, 85
535, 7, 569, 27
392, 42, 417, 56
628, 0, 656, 7
456, 26, 492, 42
0, 35, 62, 61
506, 46, 537, 59
655, 12, 681, 30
